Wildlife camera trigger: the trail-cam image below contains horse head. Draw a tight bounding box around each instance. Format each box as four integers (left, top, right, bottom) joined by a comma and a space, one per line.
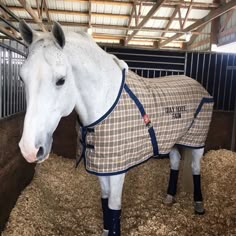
19, 21, 76, 163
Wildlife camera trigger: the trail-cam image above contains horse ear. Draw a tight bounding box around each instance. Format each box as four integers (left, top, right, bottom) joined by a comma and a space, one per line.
19, 20, 35, 45
52, 22, 65, 48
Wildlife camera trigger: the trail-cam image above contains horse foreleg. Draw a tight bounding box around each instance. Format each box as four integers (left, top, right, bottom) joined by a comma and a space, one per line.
98, 174, 125, 236
99, 176, 110, 236
108, 173, 125, 236
163, 146, 181, 205
191, 148, 205, 215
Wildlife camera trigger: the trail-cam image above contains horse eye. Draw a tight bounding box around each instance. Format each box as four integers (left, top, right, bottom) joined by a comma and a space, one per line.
56, 77, 65, 86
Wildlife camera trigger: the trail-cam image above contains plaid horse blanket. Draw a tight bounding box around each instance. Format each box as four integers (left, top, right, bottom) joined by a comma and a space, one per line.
77, 70, 214, 175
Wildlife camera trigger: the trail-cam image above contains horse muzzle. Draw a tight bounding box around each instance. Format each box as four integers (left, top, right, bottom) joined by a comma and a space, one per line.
19, 134, 53, 163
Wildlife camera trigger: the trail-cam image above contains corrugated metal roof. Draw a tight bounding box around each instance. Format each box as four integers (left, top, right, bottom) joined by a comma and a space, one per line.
0, 0, 232, 50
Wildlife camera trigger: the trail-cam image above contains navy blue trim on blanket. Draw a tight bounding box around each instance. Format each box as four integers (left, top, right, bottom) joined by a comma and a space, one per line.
123, 84, 145, 116
175, 144, 205, 149
76, 69, 126, 167
124, 83, 159, 157
194, 97, 214, 118
85, 152, 170, 176
187, 96, 214, 131
76, 127, 87, 168
82, 68, 126, 128
148, 127, 159, 157
85, 155, 154, 176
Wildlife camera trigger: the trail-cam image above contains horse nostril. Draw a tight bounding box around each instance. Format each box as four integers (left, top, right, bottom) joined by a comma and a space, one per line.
36, 146, 44, 159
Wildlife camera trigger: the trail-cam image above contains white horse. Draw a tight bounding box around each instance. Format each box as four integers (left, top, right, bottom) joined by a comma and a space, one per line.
18, 21, 212, 236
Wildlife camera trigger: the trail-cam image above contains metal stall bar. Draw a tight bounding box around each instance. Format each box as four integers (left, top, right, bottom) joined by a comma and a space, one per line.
9, 49, 12, 116
12, 52, 15, 114
232, 92, 236, 151
201, 53, 206, 85
223, 54, 230, 109
0, 43, 26, 119
195, 53, 200, 80
216, 54, 223, 108
3, 47, 6, 117
190, 52, 193, 78
206, 53, 212, 91
228, 55, 235, 111
212, 53, 218, 104
16, 53, 19, 113
184, 52, 187, 75
0, 47, 2, 118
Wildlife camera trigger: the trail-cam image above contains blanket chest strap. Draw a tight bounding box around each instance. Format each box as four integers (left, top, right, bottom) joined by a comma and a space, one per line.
124, 84, 159, 157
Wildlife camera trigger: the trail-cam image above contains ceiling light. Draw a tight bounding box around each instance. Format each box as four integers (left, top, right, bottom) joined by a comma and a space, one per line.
185, 32, 192, 42
87, 27, 93, 35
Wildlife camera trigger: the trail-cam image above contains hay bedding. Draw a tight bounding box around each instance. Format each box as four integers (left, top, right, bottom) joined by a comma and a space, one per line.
2, 149, 236, 236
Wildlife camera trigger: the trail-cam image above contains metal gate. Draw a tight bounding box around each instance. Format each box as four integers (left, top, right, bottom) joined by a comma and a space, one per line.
104, 46, 236, 112
186, 52, 236, 111
105, 47, 186, 78
0, 44, 235, 119
0, 43, 26, 119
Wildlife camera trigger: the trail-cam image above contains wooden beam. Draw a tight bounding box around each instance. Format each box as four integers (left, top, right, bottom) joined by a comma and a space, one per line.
0, 16, 19, 33
0, 6, 10, 19
159, 0, 236, 48
6, 5, 199, 22
17, 0, 47, 32
92, 32, 185, 42
35, 0, 41, 18
0, 3, 20, 22
39, 0, 44, 19
0, 24, 26, 46
134, 1, 143, 26
188, 37, 211, 50
187, 25, 205, 46
61, 0, 220, 10
137, 1, 142, 26
220, 10, 234, 32
9, 18, 211, 35
211, 0, 221, 46
0, 5, 19, 37
182, 0, 193, 29
44, 0, 51, 23
211, 15, 220, 45
178, 8, 183, 30
125, 4, 135, 38
88, 0, 92, 27
134, 2, 138, 26
9, 6, 129, 18
161, 0, 185, 38
218, 25, 236, 38
125, 0, 167, 44
161, 7, 179, 38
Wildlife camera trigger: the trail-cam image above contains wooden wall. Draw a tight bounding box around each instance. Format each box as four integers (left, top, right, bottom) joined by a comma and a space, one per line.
206, 111, 235, 151
0, 113, 35, 232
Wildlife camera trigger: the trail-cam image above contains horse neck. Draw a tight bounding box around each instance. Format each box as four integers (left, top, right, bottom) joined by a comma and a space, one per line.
65, 35, 123, 126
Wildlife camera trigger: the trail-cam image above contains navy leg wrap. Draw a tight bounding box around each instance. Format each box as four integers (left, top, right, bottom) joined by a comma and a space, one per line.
108, 209, 121, 236
167, 169, 179, 196
101, 198, 109, 230
193, 175, 203, 201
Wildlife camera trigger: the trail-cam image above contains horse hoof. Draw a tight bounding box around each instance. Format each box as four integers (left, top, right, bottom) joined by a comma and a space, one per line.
102, 229, 109, 236
194, 201, 205, 215
163, 194, 176, 206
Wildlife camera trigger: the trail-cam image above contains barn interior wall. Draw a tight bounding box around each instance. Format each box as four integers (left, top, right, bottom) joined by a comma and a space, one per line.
219, 8, 236, 46
0, 113, 35, 233
189, 23, 212, 51
0, 42, 235, 232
